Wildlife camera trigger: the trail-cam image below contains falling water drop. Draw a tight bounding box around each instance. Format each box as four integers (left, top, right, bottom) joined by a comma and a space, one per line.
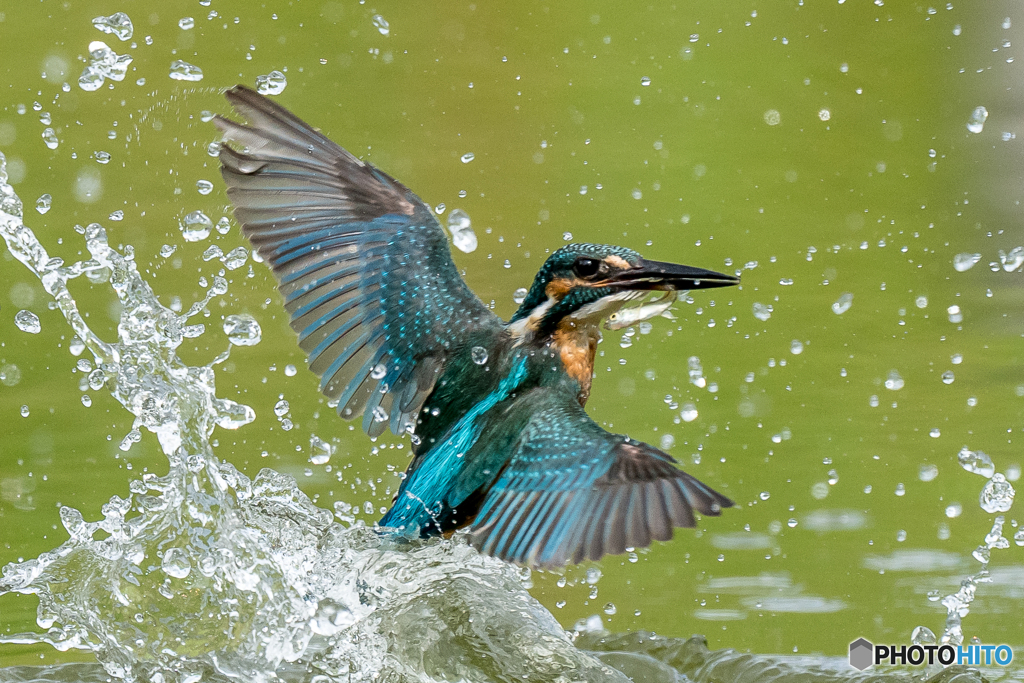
255, 71, 287, 95
14, 310, 41, 334
966, 106, 988, 134
223, 314, 261, 346
169, 60, 204, 81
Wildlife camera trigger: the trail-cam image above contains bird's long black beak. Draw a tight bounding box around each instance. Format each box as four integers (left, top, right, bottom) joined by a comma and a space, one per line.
609, 258, 740, 291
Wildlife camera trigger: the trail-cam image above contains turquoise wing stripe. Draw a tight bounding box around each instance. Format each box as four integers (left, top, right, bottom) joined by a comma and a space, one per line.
379, 356, 529, 533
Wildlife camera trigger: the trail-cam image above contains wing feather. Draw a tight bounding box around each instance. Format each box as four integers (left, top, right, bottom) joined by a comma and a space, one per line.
215, 85, 502, 434
469, 390, 733, 567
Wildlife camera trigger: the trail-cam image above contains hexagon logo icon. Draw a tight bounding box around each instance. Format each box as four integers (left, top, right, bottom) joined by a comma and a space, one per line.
849, 638, 874, 670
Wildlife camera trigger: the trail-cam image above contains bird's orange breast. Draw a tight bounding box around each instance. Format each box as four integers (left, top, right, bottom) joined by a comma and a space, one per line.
552, 323, 597, 405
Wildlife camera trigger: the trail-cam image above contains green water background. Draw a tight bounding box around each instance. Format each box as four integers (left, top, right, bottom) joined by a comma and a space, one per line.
1, 0, 1022, 668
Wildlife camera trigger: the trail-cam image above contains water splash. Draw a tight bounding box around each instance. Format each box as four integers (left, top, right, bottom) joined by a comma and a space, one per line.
0, 150, 622, 683
933, 447, 1017, 647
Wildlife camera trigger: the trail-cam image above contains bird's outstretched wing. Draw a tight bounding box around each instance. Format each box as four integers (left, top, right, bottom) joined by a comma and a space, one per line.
469, 389, 733, 568
214, 86, 502, 437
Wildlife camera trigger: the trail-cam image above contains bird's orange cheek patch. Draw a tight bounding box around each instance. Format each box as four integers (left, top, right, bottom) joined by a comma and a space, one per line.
545, 277, 580, 300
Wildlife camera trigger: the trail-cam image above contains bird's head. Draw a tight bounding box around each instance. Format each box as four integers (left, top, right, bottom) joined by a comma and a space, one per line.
509, 243, 739, 339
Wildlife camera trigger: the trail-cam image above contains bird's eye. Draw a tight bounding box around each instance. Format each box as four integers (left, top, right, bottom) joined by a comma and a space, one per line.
573, 258, 602, 278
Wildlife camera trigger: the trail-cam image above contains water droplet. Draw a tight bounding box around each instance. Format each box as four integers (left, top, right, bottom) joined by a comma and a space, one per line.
93, 151, 111, 164
434, 203, 446, 214
915, 295, 928, 309
953, 252, 981, 272
603, 602, 617, 615
884, 370, 904, 391
372, 405, 388, 422
471, 346, 488, 365
223, 314, 261, 346
108, 210, 123, 221
460, 152, 475, 163
221, 247, 248, 270
759, 491, 770, 501
947, 305, 963, 323
35, 194, 52, 214
284, 364, 297, 377
180, 210, 213, 241
640, 76, 651, 86
81, 394, 92, 407
680, 403, 698, 422
979, 473, 1015, 513
945, 502, 962, 518
563, 232, 573, 241
41, 128, 58, 150
790, 339, 804, 355
79, 41, 133, 91
169, 60, 204, 82
255, 70, 287, 95
919, 464, 938, 482
966, 106, 988, 134
929, 428, 941, 438
14, 310, 41, 334
216, 216, 231, 235
196, 179, 213, 195
92, 12, 133, 41
752, 302, 773, 321
779, 278, 794, 286
309, 434, 333, 465
818, 108, 831, 122
372, 14, 390, 36
958, 447, 995, 478
941, 370, 955, 385
20, 405, 30, 417
178, 16, 195, 30
998, 246, 1024, 272
763, 109, 781, 126
446, 208, 477, 253
513, 287, 528, 304
88, 368, 107, 391
831, 292, 853, 315
273, 399, 290, 417
162, 547, 192, 579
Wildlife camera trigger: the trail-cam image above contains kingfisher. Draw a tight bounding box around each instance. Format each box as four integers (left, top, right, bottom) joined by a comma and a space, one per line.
214, 85, 740, 568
